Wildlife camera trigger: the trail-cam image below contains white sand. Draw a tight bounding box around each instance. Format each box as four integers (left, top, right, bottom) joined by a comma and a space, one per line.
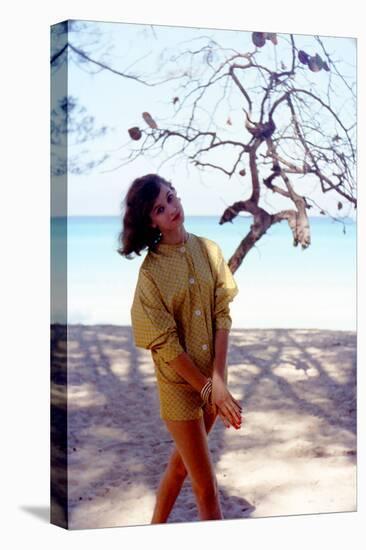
60, 326, 356, 529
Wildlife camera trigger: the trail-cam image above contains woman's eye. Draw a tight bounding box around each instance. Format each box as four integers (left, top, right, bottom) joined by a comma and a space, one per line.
156, 194, 174, 215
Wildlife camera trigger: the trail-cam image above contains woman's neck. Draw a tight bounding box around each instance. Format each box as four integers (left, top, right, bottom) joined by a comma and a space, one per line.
159, 226, 187, 245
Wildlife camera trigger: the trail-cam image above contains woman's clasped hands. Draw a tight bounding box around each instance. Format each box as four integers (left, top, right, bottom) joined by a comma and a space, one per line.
211, 372, 243, 430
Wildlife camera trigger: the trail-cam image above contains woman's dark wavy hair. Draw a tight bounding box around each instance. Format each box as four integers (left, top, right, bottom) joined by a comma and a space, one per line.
117, 174, 175, 259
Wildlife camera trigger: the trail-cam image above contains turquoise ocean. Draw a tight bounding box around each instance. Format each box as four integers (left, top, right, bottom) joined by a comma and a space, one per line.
51, 216, 356, 330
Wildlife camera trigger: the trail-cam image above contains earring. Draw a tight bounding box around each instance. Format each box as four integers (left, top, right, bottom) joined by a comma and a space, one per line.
153, 230, 162, 244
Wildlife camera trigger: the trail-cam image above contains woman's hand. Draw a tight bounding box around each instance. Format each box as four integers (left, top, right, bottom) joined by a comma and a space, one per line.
211, 374, 243, 429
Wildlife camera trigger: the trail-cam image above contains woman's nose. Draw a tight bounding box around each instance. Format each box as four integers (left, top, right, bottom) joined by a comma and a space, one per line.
170, 204, 179, 217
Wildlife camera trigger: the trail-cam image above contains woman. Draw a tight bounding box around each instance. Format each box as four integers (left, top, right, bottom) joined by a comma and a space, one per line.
117, 173, 243, 522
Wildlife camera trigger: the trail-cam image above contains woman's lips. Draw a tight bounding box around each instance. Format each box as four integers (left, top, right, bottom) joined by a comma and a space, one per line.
172, 211, 181, 221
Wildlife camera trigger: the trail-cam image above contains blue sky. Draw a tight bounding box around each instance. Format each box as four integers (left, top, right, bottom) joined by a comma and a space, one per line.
52, 21, 356, 218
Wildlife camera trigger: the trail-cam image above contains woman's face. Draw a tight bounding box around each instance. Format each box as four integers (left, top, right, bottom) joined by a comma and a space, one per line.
149, 184, 184, 234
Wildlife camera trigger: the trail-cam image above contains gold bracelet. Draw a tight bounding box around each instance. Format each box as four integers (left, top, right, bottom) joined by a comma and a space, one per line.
200, 377, 212, 405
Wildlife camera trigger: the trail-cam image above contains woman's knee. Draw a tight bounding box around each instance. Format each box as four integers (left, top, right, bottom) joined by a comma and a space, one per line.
169, 450, 187, 479
164, 417, 217, 497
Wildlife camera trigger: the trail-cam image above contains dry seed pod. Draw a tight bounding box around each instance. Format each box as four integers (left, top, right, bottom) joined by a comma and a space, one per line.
315, 53, 324, 67
308, 55, 322, 72
298, 50, 309, 65
267, 32, 278, 45
128, 127, 142, 141
252, 32, 266, 48
142, 112, 158, 129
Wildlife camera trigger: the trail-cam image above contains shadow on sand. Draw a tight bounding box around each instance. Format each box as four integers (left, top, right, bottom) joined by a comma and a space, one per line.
50, 325, 356, 529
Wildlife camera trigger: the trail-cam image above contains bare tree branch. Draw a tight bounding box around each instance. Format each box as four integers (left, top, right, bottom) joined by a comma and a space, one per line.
52, 28, 356, 272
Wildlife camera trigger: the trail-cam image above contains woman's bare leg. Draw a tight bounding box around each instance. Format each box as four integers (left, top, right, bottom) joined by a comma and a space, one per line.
150, 406, 218, 524
165, 413, 222, 521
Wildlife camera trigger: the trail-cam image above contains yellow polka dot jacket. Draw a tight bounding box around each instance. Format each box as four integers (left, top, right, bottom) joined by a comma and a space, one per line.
130, 232, 239, 420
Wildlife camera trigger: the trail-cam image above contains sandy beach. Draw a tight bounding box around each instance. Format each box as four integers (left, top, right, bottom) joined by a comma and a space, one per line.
51, 325, 356, 529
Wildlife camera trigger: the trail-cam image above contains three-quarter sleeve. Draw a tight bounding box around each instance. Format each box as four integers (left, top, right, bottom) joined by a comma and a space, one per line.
213, 244, 239, 331
130, 268, 185, 364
